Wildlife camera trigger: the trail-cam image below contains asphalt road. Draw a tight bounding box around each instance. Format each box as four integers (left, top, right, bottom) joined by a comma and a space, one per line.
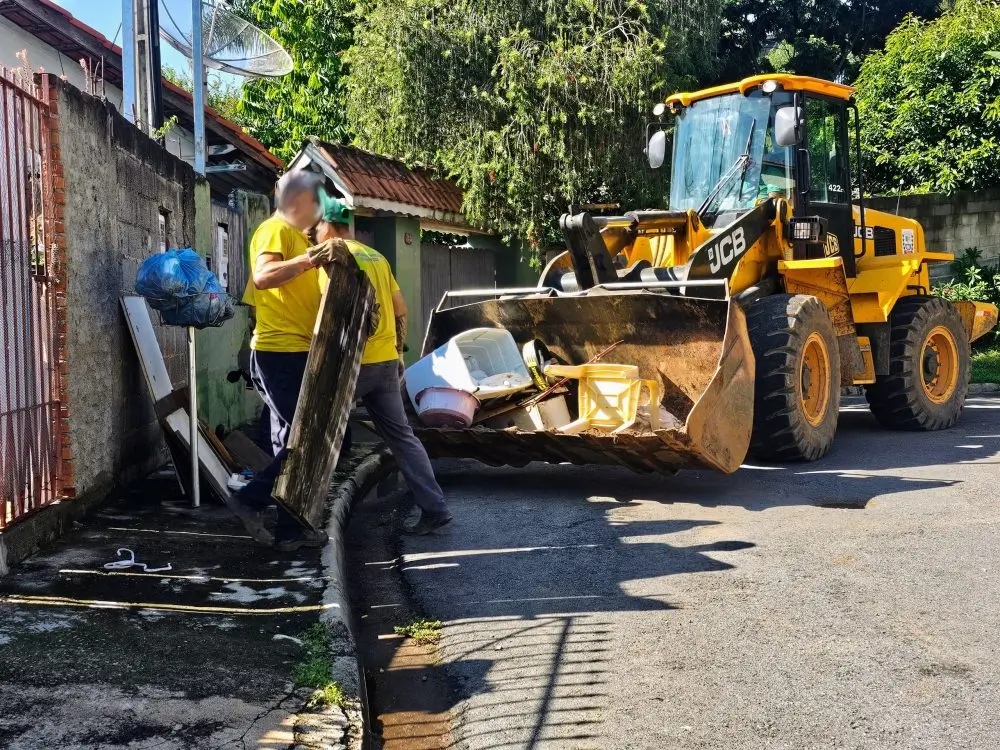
390, 396, 1000, 749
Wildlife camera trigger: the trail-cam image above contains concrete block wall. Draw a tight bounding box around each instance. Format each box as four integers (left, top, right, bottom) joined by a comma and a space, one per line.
51, 75, 196, 499
867, 190, 1000, 278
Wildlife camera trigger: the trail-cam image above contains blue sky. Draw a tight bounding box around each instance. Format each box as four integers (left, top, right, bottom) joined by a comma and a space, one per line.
52, 0, 242, 87
53, 0, 189, 72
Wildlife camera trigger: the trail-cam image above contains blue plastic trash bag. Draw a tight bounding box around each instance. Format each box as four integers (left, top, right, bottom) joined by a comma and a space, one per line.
135, 249, 235, 328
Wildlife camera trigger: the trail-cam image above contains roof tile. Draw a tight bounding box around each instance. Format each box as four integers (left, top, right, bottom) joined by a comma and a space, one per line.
317, 143, 463, 216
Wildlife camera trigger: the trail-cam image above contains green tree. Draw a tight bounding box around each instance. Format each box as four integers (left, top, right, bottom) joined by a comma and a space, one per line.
345, 0, 721, 257
231, 0, 354, 161
716, 0, 942, 82
855, 0, 1000, 195
161, 65, 243, 123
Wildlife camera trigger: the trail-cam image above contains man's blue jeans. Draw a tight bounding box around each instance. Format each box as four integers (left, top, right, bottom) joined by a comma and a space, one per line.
237, 350, 353, 537
356, 361, 448, 517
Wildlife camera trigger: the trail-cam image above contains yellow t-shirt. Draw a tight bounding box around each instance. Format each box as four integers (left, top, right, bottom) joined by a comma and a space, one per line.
345, 240, 401, 365
248, 215, 322, 352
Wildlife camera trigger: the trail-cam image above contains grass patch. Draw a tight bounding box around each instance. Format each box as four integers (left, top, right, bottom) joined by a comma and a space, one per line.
394, 618, 443, 646
293, 623, 347, 709
972, 345, 1000, 384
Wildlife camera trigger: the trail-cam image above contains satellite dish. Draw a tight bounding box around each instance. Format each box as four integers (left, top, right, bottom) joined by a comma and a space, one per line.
158, 0, 293, 78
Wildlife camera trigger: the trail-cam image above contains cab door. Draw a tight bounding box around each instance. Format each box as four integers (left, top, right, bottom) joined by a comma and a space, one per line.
800, 96, 855, 277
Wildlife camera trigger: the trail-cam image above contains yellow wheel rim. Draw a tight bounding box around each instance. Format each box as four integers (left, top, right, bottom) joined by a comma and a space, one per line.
800, 332, 831, 427
920, 326, 959, 404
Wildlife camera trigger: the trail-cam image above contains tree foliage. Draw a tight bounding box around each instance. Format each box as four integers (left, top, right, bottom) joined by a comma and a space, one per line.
717, 0, 942, 82
161, 65, 243, 123
345, 0, 721, 256
855, 0, 1000, 195
230, 0, 353, 161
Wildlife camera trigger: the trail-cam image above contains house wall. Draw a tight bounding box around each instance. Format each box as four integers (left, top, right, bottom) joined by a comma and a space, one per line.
193, 192, 271, 434
867, 190, 1000, 279
0, 15, 195, 162
54, 76, 196, 498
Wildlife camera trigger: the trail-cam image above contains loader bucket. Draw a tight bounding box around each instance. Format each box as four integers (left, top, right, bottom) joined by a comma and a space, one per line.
413, 290, 755, 474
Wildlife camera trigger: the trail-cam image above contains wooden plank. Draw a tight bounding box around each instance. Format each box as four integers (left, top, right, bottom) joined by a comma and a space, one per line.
120, 296, 233, 503
223, 430, 271, 472
121, 296, 173, 401
273, 261, 375, 530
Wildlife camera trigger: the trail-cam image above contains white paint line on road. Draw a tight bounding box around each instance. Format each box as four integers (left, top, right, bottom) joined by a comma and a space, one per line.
58, 569, 328, 584
400, 544, 604, 563
107, 527, 252, 540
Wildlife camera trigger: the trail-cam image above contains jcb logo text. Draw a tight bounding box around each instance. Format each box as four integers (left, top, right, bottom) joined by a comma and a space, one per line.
707, 227, 747, 274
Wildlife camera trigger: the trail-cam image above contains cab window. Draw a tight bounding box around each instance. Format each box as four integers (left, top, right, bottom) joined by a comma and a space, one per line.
804, 98, 850, 204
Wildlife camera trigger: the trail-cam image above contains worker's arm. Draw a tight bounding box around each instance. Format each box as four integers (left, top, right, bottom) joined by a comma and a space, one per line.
252, 251, 314, 290
253, 239, 343, 289
392, 288, 408, 358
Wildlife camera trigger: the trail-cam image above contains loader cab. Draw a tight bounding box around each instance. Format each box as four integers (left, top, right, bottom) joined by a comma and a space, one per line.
653, 75, 859, 276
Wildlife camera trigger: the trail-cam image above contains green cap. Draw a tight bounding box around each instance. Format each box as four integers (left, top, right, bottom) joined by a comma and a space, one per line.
318, 188, 352, 225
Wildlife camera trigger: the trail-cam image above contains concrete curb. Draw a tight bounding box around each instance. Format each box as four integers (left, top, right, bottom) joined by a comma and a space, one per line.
842, 382, 1000, 397
304, 446, 397, 750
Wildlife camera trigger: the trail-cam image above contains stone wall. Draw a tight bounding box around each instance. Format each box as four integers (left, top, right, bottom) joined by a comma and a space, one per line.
867, 190, 1000, 278
52, 76, 196, 498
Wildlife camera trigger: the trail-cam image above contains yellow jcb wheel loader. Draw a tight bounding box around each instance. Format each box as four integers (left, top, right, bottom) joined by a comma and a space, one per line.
415, 74, 999, 474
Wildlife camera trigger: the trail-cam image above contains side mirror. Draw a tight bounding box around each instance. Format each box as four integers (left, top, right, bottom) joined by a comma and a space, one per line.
646, 129, 667, 169
775, 106, 802, 148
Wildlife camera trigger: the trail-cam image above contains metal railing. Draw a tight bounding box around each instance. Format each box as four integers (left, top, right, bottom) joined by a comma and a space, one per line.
0, 68, 61, 529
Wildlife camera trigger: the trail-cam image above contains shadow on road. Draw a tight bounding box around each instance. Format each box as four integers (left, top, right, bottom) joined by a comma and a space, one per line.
433, 401, 1000, 513
358, 398, 1000, 749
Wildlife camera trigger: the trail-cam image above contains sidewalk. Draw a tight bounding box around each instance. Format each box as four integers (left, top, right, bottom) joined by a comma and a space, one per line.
0, 466, 353, 749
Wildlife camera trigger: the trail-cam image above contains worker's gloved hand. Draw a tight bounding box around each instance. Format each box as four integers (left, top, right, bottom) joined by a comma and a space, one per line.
307, 238, 349, 268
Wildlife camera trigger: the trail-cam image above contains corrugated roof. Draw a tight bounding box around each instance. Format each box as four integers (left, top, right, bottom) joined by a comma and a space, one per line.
316, 142, 463, 215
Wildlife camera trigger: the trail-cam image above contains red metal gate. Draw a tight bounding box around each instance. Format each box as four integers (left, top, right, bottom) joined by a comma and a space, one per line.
0, 68, 61, 529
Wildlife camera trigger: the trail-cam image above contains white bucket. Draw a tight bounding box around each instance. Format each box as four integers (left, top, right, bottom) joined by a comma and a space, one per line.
415, 387, 480, 428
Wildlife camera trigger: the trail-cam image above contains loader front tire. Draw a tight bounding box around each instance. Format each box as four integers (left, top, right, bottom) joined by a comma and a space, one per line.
747, 294, 841, 462
865, 296, 969, 430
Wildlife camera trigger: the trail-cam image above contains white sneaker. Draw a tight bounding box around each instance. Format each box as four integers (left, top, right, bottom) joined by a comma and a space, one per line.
227, 473, 250, 491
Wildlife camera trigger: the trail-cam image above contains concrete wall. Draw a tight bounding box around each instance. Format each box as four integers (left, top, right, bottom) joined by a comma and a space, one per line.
194, 192, 270, 433
0, 15, 195, 161
57, 78, 196, 497
867, 190, 1000, 276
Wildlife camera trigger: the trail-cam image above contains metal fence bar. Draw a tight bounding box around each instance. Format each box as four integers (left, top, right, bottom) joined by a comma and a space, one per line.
0, 69, 61, 529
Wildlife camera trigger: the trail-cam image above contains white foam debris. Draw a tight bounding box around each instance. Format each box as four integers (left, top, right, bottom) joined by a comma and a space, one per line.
209, 582, 289, 604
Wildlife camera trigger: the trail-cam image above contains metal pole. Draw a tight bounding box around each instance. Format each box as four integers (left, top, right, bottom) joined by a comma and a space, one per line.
146, 0, 164, 130
191, 0, 206, 174
121, 0, 136, 123
188, 327, 200, 508
189, 0, 205, 508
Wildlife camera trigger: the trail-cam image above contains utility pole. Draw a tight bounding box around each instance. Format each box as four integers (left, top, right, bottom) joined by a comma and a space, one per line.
121, 0, 136, 123
189, 0, 206, 508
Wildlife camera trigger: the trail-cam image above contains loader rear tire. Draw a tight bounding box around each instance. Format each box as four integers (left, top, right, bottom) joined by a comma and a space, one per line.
865, 296, 969, 430
747, 294, 841, 462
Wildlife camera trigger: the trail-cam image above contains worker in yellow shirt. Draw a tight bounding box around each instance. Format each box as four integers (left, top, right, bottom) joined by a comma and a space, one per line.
316, 198, 451, 535
239, 171, 450, 548
236, 171, 344, 551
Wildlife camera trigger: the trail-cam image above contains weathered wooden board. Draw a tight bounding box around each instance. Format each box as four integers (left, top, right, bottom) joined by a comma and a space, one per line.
223, 429, 272, 472
121, 297, 232, 503
272, 261, 375, 530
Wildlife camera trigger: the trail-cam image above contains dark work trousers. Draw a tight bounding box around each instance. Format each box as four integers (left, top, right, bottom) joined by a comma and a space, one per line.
237, 350, 307, 537
356, 361, 448, 517
239, 350, 355, 538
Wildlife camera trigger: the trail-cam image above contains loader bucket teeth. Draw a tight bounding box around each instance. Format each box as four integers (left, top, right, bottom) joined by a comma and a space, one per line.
414, 292, 755, 474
